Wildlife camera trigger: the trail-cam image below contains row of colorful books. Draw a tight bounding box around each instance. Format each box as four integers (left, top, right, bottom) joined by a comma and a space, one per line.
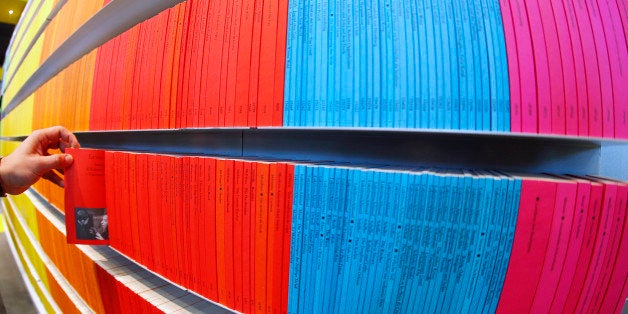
64, 148, 628, 313
2, 191, 228, 313
5, 0, 625, 138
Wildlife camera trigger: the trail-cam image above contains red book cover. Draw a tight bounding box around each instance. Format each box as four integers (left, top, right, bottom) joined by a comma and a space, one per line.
136, 153, 153, 268
496, 178, 557, 313
148, 154, 164, 274
530, 178, 577, 312
562, 0, 589, 136
201, 0, 220, 127
272, 163, 287, 314
510, 0, 537, 133
224, 0, 242, 127
273, 0, 289, 126
65, 148, 109, 245
176, 0, 194, 128
538, 0, 565, 134
169, 4, 185, 129
224, 159, 236, 308
241, 161, 253, 311
216, 158, 228, 304
598, 185, 628, 313
572, 0, 603, 137
281, 164, 294, 313
217, 0, 233, 127
257, 0, 279, 126
266, 163, 279, 314
203, 157, 219, 300
548, 178, 591, 312
248, 0, 265, 126
122, 27, 140, 131
233, 161, 245, 311
589, 181, 627, 311
191, 157, 203, 292
561, 180, 604, 312
234, 0, 254, 126
255, 162, 270, 313
524, 0, 552, 134
574, 181, 617, 313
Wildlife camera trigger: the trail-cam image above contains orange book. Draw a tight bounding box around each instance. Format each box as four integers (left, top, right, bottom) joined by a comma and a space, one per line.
64, 148, 109, 245
255, 162, 270, 313
216, 158, 228, 304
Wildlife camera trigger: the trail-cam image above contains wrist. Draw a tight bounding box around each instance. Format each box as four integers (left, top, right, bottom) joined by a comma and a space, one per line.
0, 157, 7, 197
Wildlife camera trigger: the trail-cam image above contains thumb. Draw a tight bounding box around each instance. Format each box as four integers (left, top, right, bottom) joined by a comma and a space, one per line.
34, 154, 74, 175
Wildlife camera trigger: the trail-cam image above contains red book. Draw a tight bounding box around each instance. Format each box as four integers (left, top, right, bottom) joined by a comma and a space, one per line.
561, 180, 604, 312
104, 151, 117, 249
225, 159, 236, 308
233, 161, 245, 311
282, 164, 295, 313
257, 0, 279, 126
65, 148, 109, 245
151, 11, 169, 130
241, 161, 253, 310
203, 157, 219, 300
217, 0, 233, 127
148, 154, 164, 275
224, 0, 242, 127
273, 0, 289, 126
169, 4, 185, 129
216, 159, 228, 304
176, 0, 194, 128
266, 163, 279, 314
530, 178, 577, 312
181, 156, 192, 288
574, 180, 618, 312
255, 162, 269, 313
192, 0, 210, 128
548, 178, 591, 312
121, 27, 140, 131
496, 178, 557, 313
234, 0, 254, 126
248, 0, 265, 126
589, 181, 627, 311
272, 163, 287, 313
189, 157, 201, 292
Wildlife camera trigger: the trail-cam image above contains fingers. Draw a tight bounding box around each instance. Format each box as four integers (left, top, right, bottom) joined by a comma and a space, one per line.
33, 154, 74, 177
42, 170, 65, 188
33, 126, 81, 153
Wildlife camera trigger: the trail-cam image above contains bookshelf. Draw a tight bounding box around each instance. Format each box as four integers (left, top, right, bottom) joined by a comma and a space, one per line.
1, 0, 627, 313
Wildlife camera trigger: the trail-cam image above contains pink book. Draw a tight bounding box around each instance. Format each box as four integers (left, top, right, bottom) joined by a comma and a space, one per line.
605, 0, 628, 139
562, 0, 589, 136
530, 178, 577, 312
561, 181, 604, 313
538, 0, 566, 135
548, 178, 591, 312
496, 178, 556, 313
597, 184, 628, 313
498, 0, 522, 133
587, 181, 627, 312
550, 0, 579, 136
509, 0, 537, 133
525, 0, 552, 134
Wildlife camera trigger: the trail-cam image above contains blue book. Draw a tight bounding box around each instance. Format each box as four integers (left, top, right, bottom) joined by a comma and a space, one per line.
312, 165, 330, 312
402, 0, 416, 129
435, 0, 447, 130
417, 1, 429, 129
399, 172, 424, 314
317, 0, 329, 127
283, 0, 297, 127
304, 5, 316, 127
371, 0, 382, 128
392, 2, 408, 128
491, 0, 510, 132
446, 1, 461, 130
425, 0, 437, 129
357, 0, 369, 127
383, 0, 395, 128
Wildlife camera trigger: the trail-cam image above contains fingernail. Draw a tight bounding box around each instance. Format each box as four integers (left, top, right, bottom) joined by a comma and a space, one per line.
65, 154, 73, 164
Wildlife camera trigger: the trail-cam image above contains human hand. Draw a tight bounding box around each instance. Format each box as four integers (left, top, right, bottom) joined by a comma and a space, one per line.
0, 126, 80, 195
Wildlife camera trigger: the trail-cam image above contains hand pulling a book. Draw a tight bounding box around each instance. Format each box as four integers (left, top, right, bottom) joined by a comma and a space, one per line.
64, 148, 109, 245
0, 126, 80, 196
